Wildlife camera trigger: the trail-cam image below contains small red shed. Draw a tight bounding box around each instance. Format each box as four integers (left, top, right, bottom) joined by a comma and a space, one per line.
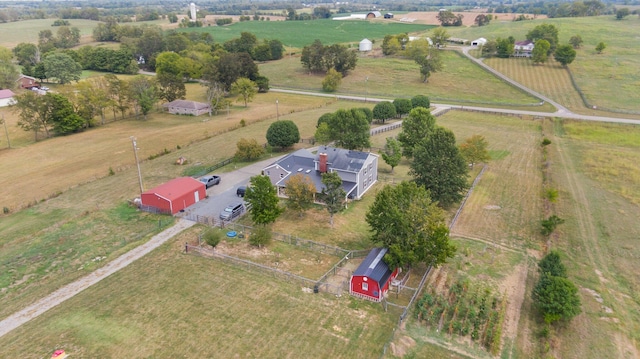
140, 177, 206, 214
350, 248, 398, 302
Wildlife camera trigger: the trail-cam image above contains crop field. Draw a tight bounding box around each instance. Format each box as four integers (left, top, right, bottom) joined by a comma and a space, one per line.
180, 19, 431, 48
0, 227, 397, 358
260, 51, 543, 107
446, 16, 640, 115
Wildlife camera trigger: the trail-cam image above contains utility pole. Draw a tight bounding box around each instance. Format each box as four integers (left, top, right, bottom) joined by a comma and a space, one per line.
1, 115, 10, 149
130, 136, 144, 194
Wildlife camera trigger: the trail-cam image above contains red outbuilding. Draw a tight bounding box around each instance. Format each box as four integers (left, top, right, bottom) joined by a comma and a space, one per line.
350, 248, 398, 302
140, 177, 206, 214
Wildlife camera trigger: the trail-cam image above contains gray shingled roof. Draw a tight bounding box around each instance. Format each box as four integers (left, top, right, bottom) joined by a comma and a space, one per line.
317, 145, 369, 173
163, 100, 210, 110
353, 248, 393, 285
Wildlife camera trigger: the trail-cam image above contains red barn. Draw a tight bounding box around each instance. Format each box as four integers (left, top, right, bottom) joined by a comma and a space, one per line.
140, 177, 206, 214
350, 248, 398, 302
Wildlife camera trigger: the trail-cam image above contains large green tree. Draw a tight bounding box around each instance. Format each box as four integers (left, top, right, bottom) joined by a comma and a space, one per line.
266, 120, 300, 149
538, 251, 567, 278
42, 52, 82, 84
393, 98, 412, 118
128, 75, 157, 119
410, 127, 469, 208
554, 44, 577, 67
366, 181, 456, 269
527, 24, 559, 53
411, 95, 430, 109
47, 93, 84, 135
381, 137, 402, 173
533, 274, 581, 324
532, 39, 551, 64
328, 108, 370, 150
284, 173, 316, 217
372, 101, 396, 124
14, 91, 51, 140
244, 175, 283, 226
406, 39, 442, 83
0, 47, 18, 89
397, 107, 436, 158
320, 171, 346, 227
231, 77, 257, 107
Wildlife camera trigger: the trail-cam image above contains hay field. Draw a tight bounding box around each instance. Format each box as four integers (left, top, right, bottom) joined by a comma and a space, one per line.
0, 19, 101, 48
0, 227, 396, 358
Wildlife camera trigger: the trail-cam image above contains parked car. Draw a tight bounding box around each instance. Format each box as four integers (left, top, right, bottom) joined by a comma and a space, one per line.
199, 175, 221, 189
236, 186, 247, 197
220, 202, 244, 221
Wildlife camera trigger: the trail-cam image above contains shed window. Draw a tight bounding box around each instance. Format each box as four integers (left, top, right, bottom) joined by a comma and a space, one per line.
362, 282, 368, 291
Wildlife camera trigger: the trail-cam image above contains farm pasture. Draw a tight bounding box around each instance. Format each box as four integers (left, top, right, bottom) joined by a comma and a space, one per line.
0, 227, 397, 358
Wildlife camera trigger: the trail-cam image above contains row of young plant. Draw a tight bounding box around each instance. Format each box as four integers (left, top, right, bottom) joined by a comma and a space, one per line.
414, 276, 506, 355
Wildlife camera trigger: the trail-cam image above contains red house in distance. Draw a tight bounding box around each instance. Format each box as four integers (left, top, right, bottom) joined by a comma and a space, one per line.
140, 177, 206, 214
350, 248, 398, 302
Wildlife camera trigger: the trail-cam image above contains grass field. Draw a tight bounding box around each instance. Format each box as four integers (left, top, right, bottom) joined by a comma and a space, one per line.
0, 19, 101, 48
445, 16, 640, 114
260, 51, 544, 107
546, 119, 640, 358
0, 226, 397, 358
180, 19, 432, 48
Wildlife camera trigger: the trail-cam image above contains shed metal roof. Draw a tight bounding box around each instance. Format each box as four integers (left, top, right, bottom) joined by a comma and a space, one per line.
142, 177, 204, 201
353, 248, 393, 285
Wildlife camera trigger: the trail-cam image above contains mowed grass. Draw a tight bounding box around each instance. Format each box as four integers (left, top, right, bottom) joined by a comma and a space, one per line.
0, 228, 396, 358
0, 204, 172, 319
547, 120, 640, 357
445, 16, 640, 114
181, 19, 431, 47
437, 112, 544, 249
260, 51, 542, 107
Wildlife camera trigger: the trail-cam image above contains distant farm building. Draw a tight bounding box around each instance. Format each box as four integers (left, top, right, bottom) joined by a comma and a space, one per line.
16, 74, 39, 89
514, 40, 534, 57
350, 248, 398, 302
163, 100, 211, 116
359, 38, 373, 52
0, 89, 16, 107
140, 177, 206, 214
471, 38, 487, 46
384, 13, 394, 19
366, 11, 382, 19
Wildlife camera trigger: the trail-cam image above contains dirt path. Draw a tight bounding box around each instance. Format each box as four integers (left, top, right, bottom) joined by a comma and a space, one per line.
0, 219, 196, 339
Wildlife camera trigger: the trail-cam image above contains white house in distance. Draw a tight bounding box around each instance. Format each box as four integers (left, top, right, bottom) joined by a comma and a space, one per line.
0, 89, 16, 107
471, 37, 487, 47
359, 39, 372, 52
514, 40, 535, 57
262, 145, 379, 200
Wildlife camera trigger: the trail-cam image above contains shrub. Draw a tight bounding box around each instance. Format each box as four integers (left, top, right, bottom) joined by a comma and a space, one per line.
203, 229, 222, 248
541, 215, 565, 236
249, 225, 271, 247
322, 68, 342, 92
541, 138, 551, 146
3, 207, 9, 214
544, 188, 558, 202
108, 167, 115, 176
266, 120, 300, 149
235, 138, 265, 161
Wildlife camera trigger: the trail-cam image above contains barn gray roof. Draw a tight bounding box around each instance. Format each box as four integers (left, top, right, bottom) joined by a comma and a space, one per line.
353, 248, 393, 285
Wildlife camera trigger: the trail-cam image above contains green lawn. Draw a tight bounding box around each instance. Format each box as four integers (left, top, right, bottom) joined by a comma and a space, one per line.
181, 19, 432, 48
0, 227, 397, 358
0, 19, 100, 48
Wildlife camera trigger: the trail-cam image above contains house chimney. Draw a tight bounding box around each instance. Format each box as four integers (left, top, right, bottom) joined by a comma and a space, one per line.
319, 153, 328, 173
